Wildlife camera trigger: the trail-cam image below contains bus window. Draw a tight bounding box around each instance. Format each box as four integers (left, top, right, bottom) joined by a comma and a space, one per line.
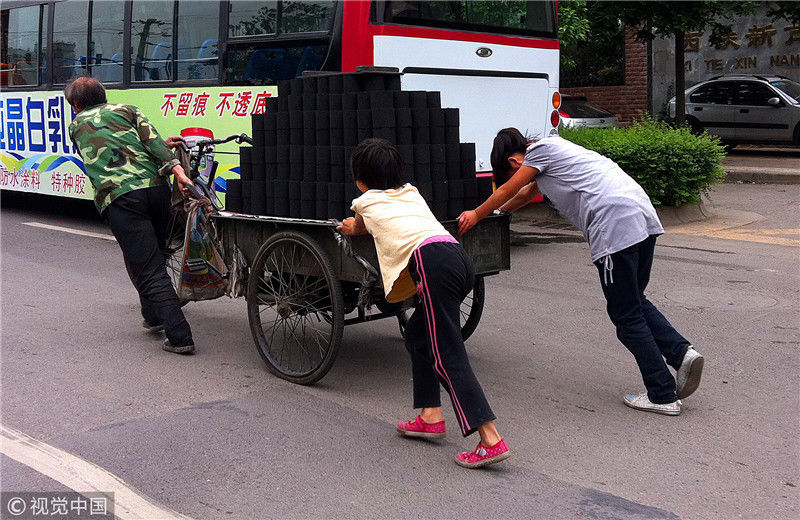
384, 1, 556, 37
229, 1, 334, 38
1, 4, 47, 86
280, 1, 335, 34
131, 0, 174, 82
177, 1, 219, 80
225, 43, 327, 85
90, 1, 124, 83
229, 1, 277, 38
53, 1, 89, 84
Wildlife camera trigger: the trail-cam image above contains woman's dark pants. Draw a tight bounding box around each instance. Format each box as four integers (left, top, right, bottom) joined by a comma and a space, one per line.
405, 242, 495, 437
595, 235, 690, 404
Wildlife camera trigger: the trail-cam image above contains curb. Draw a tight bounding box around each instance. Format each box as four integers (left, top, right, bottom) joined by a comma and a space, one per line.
724, 167, 800, 185
514, 200, 710, 228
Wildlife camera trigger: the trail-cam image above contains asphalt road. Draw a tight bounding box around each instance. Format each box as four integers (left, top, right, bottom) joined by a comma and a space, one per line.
1, 183, 798, 520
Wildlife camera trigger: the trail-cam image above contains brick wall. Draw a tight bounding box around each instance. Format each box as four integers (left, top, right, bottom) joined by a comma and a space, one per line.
561, 29, 649, 125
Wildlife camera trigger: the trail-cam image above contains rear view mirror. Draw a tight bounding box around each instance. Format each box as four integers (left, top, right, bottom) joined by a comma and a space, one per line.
767, 97, 781, 106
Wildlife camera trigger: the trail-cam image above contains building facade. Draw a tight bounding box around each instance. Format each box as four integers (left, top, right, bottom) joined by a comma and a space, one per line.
562, 8, 799, 125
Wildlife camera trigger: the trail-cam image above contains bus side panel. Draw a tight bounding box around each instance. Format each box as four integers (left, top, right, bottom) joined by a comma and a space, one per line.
401, 73, 551, 172
0, 91, 89, 200
374, 36, 559, 172
1, 86, 272, 203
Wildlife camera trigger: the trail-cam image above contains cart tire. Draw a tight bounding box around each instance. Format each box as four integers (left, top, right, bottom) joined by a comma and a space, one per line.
164, 212, 190, 306
460, 275, 485, 341
397, 275, 485, 341
247, 231, 344, 385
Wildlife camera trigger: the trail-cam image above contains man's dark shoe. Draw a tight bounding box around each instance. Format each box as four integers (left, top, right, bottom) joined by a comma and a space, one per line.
142, 319, 164, 333
162, 338, 195, 354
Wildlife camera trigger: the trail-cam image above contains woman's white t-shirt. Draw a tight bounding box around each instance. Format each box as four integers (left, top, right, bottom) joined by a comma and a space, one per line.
351, 183, 451, 302
523, 136, 663, 261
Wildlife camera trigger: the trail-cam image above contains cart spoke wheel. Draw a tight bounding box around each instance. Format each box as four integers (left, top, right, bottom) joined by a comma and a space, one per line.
398, 275, 485, 342
247, 231, 343, 385
164, 222, 190, 307
459, 275, 485, 341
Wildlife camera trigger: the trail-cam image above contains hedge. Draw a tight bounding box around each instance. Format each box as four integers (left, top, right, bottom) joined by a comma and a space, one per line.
560, 118, 726, 206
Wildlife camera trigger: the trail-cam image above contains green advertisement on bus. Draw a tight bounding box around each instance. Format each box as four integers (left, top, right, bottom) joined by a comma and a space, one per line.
0, 86, 275, 203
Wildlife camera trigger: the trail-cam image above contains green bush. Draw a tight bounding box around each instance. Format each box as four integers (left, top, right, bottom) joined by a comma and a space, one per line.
560, 117, 726, 206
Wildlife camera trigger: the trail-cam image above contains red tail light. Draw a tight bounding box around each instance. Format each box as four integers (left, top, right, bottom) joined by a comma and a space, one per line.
550, 110, 560, 127
559, 109, 569, 118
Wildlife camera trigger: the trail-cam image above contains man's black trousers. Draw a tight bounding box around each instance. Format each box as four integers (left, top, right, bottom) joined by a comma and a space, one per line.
106, 185, 193, 347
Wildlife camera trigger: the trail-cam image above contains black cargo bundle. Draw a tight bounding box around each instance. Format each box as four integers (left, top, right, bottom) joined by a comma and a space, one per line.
224, 69, 488, 221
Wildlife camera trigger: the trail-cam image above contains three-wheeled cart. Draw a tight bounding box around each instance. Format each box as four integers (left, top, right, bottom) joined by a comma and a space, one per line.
207, 211, 510, 384
169, 132, 510, 385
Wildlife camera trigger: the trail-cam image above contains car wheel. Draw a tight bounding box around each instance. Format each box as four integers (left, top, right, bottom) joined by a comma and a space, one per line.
794, 123, 800, 145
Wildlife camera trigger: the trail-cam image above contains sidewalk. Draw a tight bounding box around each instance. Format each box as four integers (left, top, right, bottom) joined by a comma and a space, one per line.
513, 198, 710, 232
722, 145, 800, 184
511, 145, 797, 233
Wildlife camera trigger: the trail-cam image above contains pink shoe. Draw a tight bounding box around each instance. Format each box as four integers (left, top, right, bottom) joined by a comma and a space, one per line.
455, 439, 510, 468
396, 415, 446, 439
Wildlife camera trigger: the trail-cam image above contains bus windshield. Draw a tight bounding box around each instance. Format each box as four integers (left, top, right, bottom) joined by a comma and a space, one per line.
383, 1, 556, 38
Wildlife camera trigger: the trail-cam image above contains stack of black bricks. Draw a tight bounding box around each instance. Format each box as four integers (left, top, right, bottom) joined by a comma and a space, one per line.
224, 71, 494, 221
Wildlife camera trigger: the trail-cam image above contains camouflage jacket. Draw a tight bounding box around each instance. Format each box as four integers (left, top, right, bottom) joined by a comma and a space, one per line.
69, 103, 180, 213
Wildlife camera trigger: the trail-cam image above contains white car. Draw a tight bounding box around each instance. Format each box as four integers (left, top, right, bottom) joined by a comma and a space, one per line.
669, 75, 800, 146
559, 96, 619, 129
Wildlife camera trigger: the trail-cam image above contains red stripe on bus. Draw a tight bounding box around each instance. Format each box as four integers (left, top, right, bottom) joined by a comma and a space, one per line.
371, 25, 560, 50
341, 2, 559, 72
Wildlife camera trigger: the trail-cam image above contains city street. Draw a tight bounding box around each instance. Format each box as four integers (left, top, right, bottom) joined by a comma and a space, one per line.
1, 183, 798, 520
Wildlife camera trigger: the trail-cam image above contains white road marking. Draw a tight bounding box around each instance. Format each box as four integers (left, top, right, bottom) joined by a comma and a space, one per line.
0, 425, 192, 520
22, 221, 116, 241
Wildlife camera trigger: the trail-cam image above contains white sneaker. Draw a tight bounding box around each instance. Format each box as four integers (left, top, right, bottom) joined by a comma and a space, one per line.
623, 392, 681, 416
676, 346, 704, 399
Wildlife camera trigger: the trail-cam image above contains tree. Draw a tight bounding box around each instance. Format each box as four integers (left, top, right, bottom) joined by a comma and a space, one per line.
559, 2, 625, 87
765, 1, 800, 25
589, 1, 759, 126
558, 1, 590, 72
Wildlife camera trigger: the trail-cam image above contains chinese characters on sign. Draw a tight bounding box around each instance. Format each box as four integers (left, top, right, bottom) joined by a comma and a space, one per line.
685, 23, 797, 52
161, 90, 273, 118
0, 168, 41, 191
745, 24, 778, 47
680, 22, 800, 73
0, 93, 87, 196
0, 95, 75, 154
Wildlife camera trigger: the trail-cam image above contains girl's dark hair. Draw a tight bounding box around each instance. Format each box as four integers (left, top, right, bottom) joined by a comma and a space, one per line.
350, 138, 404, 190
490, 127, 528, 186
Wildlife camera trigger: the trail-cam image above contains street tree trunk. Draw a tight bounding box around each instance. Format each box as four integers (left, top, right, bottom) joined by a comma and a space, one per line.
674, 30, 686, 127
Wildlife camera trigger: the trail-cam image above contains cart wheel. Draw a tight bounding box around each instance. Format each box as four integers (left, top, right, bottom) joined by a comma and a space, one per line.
247, 231, 344, 385
164, 224, 190, 307
397, 275, 485, 341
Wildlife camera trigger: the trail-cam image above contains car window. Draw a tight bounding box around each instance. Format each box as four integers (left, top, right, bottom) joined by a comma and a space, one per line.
561, 100, 612, 118
689, 83, 735, 105
770, 80, 800, 103
734, 82, 777, 106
